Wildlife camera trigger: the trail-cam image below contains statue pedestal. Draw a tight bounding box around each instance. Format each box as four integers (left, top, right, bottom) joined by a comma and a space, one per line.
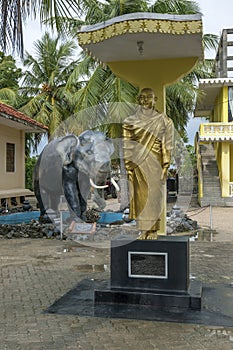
95, 237, 202, 311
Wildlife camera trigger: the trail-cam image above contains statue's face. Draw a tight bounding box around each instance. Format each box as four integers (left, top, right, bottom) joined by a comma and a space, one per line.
138, 89, 156, 110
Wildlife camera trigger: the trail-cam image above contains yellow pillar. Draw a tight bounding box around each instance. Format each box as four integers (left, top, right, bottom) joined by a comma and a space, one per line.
230, 144, 233, 182
220, 87, 230, 197
222, 86, 228, 122
221, 143, 230, 197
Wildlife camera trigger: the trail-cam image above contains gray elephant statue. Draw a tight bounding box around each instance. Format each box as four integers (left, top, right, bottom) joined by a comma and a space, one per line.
33, 130, 117, 222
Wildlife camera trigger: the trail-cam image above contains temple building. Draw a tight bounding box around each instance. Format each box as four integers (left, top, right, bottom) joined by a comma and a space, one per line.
195, 29, 233, 206
0, 102, 47, 208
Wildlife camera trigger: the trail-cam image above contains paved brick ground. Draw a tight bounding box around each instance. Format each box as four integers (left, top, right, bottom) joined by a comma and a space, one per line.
0, 237, 232, 350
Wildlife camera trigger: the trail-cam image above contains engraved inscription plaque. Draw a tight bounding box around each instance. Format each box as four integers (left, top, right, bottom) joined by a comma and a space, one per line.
128, 252, 168, 279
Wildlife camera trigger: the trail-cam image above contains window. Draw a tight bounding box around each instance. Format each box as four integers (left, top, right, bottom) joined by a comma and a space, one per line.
6, 143, 15, 172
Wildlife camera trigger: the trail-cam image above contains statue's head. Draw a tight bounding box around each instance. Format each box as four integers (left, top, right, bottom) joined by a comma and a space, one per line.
137, 88, 157, 110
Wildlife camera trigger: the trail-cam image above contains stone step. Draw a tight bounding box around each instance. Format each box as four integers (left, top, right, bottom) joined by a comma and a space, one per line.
202, 186, 221, 190
203, 171, 219, 174
203, 179, 219, 182
203, 164, 218, 168
203, 167, 218, 170
204, 194, 222, 197
200, 198, 233, 207
203, 169, 219, 172
198, 142, 232, 207
202, 155, 217, 157
203, 166, 218, 169
203, 183, 221, 186
203, 176, 220, 179
203, 197, 223, 201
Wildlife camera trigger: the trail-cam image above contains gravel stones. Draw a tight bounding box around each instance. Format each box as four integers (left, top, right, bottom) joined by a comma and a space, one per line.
0, 221, 60, 239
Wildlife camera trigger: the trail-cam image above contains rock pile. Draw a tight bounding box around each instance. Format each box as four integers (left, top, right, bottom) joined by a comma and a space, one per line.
0, 205, 200, 240
0, 221, 60, 239
166, 207, 199, 234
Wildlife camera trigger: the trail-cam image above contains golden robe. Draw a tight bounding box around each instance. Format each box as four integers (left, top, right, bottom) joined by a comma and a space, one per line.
123, 107, 174, 232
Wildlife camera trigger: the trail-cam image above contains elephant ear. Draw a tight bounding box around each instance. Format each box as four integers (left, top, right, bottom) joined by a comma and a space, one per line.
56, 135, 79, 165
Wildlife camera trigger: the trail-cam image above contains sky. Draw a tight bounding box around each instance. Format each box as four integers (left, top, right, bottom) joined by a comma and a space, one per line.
21, 0, 233, 145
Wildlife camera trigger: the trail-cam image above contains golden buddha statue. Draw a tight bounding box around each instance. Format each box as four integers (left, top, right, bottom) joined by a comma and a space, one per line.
123, 88, 174, 239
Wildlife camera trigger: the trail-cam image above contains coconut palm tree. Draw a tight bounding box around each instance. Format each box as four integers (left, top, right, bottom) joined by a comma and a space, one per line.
20, 32, 81, 137
1, 0, 218, 207
0, 0, 83, 57
0, 51, 23, 106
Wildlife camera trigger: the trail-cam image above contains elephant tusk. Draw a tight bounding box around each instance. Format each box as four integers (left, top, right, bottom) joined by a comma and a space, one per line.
111, 177, 120, 192
90, 178, 109, 189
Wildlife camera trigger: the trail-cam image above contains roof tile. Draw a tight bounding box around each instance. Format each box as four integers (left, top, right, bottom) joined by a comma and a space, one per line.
0, 102, 48, 131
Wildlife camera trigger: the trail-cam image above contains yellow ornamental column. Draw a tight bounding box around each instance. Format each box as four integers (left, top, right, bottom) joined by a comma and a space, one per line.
221, 86, 230, 197
222, 86, 228, 122
221, 143, 230, 197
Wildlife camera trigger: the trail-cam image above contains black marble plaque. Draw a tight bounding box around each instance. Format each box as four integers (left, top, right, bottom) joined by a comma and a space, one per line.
94, 237, 202, 311
111, 237, 189, 292
129, 252, 167, 278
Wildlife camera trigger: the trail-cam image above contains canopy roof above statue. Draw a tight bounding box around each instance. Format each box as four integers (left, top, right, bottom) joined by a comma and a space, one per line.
77, 12, 203, 111
78, 12, 203, 64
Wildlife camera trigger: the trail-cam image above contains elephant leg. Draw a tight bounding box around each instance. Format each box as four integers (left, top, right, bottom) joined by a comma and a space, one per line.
33, 155, 46, 216
33, 179, 47, 216
50, 194, 60, 213
77, 172, 91, 220
62, 165, 82, 220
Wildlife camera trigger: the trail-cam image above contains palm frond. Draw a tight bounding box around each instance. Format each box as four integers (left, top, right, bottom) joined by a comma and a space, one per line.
0, 87, 18, 105
150, 0, 200, 14
103, 0, 149, 18
0, 0, 82, 57
203, 34, 219, 52
166, 80, 198, 136
72, 65, 109, 111
66, 54, 98, 89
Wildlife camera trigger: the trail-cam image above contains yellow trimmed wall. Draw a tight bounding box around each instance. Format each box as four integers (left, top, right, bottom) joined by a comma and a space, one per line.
0, 124, 25, 190
212, 86, 231, 196
230, 144, 233, 182
213, 86, 228, 122
221, 143, 230, 197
